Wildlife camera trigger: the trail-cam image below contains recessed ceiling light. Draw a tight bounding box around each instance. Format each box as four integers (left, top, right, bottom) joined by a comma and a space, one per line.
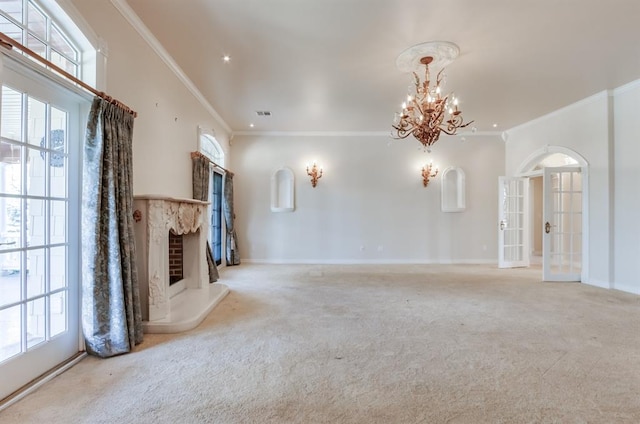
222, 55, 231, 63
249, 123, 254, 128
492, 123, 498, 128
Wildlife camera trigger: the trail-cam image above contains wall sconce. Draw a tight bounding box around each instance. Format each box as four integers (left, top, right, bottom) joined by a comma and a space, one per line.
306, 161, 323, 188
421, 162, 439, 187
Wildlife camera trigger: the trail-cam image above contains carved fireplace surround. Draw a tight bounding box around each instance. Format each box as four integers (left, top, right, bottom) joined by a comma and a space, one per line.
133, 195, 229, 333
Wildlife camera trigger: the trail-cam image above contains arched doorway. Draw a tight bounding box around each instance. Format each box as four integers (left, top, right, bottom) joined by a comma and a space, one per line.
499, 146, 589, 282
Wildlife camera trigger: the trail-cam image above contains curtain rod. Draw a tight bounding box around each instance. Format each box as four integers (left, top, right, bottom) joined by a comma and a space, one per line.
191, 151, 234, 176
0, 31, 138, 118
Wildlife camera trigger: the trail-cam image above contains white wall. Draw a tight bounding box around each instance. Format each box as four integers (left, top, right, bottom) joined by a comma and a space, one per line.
612, 82, 640, 294
231, 134, 504, 263
68, 0, 230, 198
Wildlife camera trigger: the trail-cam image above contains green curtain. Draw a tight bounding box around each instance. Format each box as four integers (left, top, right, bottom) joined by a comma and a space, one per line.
223, 172, 240, 265
81, 97, 143, 357
192, 155, 219, 282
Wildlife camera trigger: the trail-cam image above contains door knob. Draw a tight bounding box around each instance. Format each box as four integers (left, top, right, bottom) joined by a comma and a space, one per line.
545, 222, 551, 234
500, 220, 506, 230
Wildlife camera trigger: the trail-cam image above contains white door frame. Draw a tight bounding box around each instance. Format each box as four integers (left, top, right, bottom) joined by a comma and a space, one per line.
514, 146, 589, 283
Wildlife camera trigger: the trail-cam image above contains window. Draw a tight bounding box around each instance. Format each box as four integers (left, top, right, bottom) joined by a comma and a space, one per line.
199, 132, 223, 166
0, 0, 81, 77
210, 172, 223, 266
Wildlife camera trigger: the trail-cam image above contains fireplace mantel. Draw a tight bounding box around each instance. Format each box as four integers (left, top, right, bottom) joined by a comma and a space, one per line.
133, 195, 229, 333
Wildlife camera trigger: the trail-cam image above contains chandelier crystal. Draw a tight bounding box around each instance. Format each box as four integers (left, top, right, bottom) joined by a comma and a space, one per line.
392, 43, 473, 152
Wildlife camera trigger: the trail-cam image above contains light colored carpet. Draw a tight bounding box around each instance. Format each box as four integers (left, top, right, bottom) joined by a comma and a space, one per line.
2, 264, 640, 423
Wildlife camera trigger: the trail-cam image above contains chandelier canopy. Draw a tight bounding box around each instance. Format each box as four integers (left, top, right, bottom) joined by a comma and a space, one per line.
392, 41, 473, 152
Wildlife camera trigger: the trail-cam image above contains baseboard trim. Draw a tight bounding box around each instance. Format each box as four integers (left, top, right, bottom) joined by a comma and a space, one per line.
241, 259, 496, 265
0, 352, 87, 412
611, 282, 640, 295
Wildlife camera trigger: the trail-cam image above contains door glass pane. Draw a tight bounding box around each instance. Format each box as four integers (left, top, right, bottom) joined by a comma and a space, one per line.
50, 200, 66, 244
0, 252, 20, 307
26, 297, 45, 348
27, 198, 45, 247
50, 245, 65, 291
49, 291, 65, 337
0, 304, 21, 361
26, 147, 46, 197
26, 248, 45, 298
2, 86, 23, 142
49, 106, 67, 196
27, 96, 46, 147
1, 196, 22, 249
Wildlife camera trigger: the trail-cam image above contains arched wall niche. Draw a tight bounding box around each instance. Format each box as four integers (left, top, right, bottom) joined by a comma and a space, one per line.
441, 166, 466, 212
271, 167, 295, 212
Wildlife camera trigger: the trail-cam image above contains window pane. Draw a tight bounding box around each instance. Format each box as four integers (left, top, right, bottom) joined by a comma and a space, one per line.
26, 248, 45, 298
50, 200, 65, 244
49, 291, 65, 337
27, 2, 45, 40
0, 304, 21, 361
0, 196, 22, 250
51, 50, 77, 77
26, 198, 45, 247
50, 155, 66, 198
26, 147, 46, 197
50, 25, 76, 61
26, 297, 45, 348
0, 251, 20, 307
0, 15, 22, 43
27, 96, 46, 147
0, 0, 23, 22
26, 33, 46, 59
50, 246, 65, 291
2, 86, 23, 142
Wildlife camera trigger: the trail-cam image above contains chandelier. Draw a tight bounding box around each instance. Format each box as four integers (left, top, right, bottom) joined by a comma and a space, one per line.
391, 41, 473, 152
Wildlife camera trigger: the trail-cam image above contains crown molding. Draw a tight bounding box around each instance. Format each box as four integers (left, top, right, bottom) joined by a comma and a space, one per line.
612, 78, 640, 96
109, 0, 232, 134
232, 130, 500, 137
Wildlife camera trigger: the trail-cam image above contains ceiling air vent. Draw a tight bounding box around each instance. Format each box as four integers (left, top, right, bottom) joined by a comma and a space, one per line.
256, 111, 272, 116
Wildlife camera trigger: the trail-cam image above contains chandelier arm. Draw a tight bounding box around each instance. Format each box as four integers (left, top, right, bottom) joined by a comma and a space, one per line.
436, 68, 445, 86
391, 126, 413, 139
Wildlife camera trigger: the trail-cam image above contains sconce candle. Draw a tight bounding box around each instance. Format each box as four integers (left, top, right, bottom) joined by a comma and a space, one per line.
421, 162, 439, 187
306, 161, 323, 188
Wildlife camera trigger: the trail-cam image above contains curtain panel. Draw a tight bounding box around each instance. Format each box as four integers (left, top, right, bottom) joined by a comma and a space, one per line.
223, 173, 240, 265
192, 155, 219, 282
81, 97, 143, 358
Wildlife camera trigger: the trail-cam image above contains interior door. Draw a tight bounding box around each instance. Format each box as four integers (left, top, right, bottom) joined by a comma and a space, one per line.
498, 176, 529, 268
0, 56, 86, 400
543, 167, 582, 281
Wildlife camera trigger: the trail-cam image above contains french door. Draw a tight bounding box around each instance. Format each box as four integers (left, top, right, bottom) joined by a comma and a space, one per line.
543, 167, 582, 281
498, 176, 529, 268
0, 55, 86, 400
210, 171, 223, 266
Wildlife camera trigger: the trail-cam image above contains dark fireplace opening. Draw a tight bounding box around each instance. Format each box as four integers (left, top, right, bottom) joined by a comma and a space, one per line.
168, 230, 183, 285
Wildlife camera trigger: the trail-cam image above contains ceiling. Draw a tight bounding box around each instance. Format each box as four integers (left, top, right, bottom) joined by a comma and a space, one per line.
125, 0, 640, 135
